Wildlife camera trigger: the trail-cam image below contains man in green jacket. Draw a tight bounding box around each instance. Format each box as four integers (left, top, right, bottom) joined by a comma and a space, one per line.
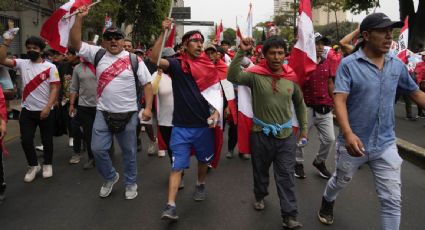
227, 36, 307, 229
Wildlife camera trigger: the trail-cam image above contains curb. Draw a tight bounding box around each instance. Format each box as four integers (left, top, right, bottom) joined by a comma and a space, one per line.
397, 138, 425, 169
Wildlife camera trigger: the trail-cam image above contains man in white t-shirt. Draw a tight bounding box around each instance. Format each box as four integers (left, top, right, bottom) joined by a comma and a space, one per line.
70, 6, 153, 200
0, 36, 60, 183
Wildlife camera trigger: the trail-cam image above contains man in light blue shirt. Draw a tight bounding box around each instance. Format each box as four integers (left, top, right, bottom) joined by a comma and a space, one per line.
317, 13, 425, 230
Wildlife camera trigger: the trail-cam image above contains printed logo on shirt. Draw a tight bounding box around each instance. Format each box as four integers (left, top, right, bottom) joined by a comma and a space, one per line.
54, 70, 60, 80
41, 73, 47, 81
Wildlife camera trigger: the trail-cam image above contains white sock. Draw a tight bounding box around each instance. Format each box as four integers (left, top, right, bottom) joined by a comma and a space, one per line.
167, 201, 176, 207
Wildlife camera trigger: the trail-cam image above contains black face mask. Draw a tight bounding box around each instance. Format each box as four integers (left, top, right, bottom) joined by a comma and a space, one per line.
27, 50, 41, 62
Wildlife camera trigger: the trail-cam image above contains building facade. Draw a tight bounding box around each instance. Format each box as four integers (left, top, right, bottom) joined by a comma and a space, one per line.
0, 0, 56, 56
274, 0, 346, 26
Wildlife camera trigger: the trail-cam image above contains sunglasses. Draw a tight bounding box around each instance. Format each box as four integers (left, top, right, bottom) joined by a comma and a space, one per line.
104, 35, 124, 41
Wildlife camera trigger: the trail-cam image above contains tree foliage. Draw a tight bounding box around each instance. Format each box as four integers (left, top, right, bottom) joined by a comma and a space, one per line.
314, 21, 358, 44
83, 0, 121, 40
117, 0, 171, 45
223, 28, 236, 46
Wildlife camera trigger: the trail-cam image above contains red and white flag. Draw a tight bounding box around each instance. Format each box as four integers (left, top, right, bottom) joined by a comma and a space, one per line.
215, 20, 224, 45
236, 25, 243, 47
40, 0, 92, 54
246, 3, 253, 38
397, 16, 409, 64
165, 23, 176, 48
288, 0, 316, 87
103, 14, 112, 33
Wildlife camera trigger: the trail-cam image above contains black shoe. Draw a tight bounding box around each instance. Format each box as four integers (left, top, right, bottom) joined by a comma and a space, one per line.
193, 184, 207, 201
405, 116, 418, 121
294, 163, 306, 179
282, 216, 303, 229
318, 197, 334, 225
312, 159, 331, 179
161, 204, 178, 220
83, 159, 95, 170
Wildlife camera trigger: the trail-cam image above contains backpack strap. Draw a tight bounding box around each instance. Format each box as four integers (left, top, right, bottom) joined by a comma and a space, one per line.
129, 53, 141, 107
94, 48, 106, 68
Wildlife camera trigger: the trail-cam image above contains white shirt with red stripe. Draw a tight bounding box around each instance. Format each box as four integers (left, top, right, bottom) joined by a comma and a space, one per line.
13, 59, 60, 111
78, 42, 152, 113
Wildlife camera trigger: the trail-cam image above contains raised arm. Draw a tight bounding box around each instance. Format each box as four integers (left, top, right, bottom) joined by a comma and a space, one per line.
0, 38, 16, 68
339, 26, 360, 56
149, 18, 172, 71
227, 38, 255, 86
69, 6, 90, 52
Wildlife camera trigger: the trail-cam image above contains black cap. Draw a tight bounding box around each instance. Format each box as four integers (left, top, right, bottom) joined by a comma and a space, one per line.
314, 32, 331, 44
102, 27, 124, 38
360, 13, 403, 33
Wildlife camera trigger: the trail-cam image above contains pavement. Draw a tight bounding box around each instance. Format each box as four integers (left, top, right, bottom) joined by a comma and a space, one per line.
0, 100, 424, 229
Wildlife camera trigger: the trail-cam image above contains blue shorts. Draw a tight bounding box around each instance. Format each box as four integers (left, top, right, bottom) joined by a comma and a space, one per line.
170, 127, 214, 170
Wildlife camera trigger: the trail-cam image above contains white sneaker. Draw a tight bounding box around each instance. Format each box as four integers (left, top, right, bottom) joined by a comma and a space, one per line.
147, 138, 157, 155
69, 138, 74, 147
69, 154, 81, 164
158, 150, 166, 157
35, 145, 44, 151
42, 165, 53, 178
125, 184, 138, 200
24, 165, 41, 182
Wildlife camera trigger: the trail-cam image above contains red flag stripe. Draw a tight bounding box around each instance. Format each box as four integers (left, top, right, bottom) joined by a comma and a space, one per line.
22, 68, 51, 102
97, 57, 131, 98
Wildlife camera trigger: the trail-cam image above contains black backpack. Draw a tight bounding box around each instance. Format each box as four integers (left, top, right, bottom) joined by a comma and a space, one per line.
93, 49, 141, 103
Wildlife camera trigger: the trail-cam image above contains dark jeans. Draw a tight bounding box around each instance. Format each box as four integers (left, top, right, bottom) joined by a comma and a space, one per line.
395, 92, 412, 117
250, 132, 298, 218
71, 116, 82, 153
227, 122, 237, 152
19, 108, 54, 166
159, 126, 173, 164
77, 106, 96, 159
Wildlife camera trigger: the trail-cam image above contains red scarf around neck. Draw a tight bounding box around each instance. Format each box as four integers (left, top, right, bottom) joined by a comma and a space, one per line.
178, 52, 220, 91
246, 59, 298, 93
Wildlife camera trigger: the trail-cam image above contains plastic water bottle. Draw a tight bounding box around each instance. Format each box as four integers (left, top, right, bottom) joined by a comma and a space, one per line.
297, 138, 308, 147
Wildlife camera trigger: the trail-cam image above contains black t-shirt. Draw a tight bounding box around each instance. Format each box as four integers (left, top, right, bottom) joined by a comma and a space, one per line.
166, 58, 210, 127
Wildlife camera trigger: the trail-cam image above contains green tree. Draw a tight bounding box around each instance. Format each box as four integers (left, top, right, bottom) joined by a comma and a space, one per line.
223, 28, 236, 46
117, 0, 171, 45
344, 0, 425, 52
314, 21, 358, 45
83, 0, 121, 40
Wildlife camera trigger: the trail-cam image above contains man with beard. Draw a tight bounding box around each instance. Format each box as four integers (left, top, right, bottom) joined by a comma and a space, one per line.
0, 36, 60, 182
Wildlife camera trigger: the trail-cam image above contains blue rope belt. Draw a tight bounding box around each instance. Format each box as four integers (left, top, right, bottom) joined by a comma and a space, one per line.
253, 117, 292, 137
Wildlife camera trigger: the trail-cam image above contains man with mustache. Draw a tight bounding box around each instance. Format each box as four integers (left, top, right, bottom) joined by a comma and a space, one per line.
317, 13, 425, 230
70, 6, 153, 200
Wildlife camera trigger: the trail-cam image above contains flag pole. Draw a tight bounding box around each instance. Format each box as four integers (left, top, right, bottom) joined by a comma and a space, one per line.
157, 0, 174, 67
63, 0, 102, 19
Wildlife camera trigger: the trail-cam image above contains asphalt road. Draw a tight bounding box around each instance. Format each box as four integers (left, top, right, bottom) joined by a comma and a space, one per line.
0, 118, 424, 230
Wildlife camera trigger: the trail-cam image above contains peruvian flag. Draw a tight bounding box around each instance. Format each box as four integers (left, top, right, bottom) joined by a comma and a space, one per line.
397, 16, 409, 64
165, 23, 176, 48
246, 3, 253, 38
103, 14, 112, 33
40, 0, 92, 54
216, 20, 224, 44
236, 25, 243, 47
288, 0, 317, 87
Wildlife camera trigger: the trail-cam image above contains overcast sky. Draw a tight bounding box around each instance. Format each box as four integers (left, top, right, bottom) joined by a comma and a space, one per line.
183, 0, 418, 36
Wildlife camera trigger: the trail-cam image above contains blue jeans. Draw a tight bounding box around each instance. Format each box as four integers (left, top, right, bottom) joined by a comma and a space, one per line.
91, 110, 138, 186
324, 142, 402, 230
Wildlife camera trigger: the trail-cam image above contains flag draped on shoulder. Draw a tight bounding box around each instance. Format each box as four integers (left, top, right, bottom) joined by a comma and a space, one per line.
237, 61, 300, 155
397, 16, 409, 64
40, 0, 92, 54
178, 52, 224, 168
288, 0, 316, 87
